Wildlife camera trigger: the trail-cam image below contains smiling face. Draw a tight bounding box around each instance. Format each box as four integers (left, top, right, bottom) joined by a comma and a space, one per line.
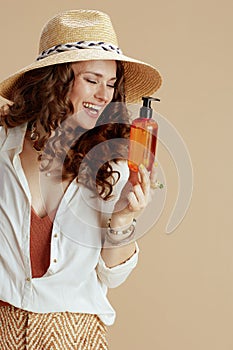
69, 60, 117, 130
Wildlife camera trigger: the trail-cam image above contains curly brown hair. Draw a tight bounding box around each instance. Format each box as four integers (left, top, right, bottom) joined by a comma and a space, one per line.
0, 61, 131, 199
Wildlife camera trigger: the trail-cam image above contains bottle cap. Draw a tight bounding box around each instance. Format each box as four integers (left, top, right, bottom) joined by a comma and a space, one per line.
140, 96, 160, 118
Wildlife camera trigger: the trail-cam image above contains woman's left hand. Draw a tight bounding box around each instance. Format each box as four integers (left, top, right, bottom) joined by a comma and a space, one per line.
127, 164, 152, 212
111, 164, 157, 227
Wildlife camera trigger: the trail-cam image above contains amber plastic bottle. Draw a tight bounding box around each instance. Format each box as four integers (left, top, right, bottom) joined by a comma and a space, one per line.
128, 96, 159, 183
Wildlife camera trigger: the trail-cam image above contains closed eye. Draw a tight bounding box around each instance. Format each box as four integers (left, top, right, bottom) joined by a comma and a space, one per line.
85, 78, 97, 84
85, 78, 116, 88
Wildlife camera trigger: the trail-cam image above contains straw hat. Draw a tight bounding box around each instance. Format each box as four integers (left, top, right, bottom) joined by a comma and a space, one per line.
0, 9, 162, 103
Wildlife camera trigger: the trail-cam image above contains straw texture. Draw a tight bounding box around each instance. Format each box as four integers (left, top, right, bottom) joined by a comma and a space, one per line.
0, 305, 108, 349
0, 9, 162, 103
39, 10, 119, 52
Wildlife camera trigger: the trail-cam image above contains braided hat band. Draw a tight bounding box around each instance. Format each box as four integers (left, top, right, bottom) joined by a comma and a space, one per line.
0, 9, 162, 103
37, 41, 123, 61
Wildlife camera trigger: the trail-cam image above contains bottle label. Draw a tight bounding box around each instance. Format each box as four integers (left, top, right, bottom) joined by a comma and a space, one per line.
128, 124, 158, 173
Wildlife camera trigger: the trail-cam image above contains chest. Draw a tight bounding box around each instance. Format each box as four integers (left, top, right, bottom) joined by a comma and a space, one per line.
19, 138, 70, 218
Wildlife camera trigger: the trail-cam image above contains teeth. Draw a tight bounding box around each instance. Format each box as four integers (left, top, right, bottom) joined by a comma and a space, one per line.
83, 102, 101, 111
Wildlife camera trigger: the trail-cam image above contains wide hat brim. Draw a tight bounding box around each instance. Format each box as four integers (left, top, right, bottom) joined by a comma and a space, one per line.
0, 49, 162, 104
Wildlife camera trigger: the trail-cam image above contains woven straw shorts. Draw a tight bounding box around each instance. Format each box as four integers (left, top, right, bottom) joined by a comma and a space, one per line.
0, 305, 108, 350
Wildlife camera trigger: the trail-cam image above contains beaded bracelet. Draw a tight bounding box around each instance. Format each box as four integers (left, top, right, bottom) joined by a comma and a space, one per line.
105, 218, 137, 245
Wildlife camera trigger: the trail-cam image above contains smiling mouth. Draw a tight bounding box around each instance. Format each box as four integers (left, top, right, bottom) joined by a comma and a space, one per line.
83, 102, 102, 115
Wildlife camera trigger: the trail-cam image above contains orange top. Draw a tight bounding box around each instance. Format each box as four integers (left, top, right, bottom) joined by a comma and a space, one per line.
30, 208, 53, 278
0, 208, 53, 307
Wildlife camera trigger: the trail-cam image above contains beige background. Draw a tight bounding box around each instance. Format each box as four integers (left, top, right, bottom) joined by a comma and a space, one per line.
1, 0, 233, 349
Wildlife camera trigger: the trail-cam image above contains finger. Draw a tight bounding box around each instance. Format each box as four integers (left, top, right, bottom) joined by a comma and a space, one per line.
133, 184, 146, 205
113, 180, 133, 213
134, 182, 152, 205
150, 161, 158, 185
138, 164, 150, 196
127, 191, 139, 211
128, 190, 144, 211
129, 182, 151, 212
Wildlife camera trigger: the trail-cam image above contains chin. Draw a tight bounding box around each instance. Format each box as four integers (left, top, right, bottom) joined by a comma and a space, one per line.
73, 112, 99, 130
79, 121, 98, 130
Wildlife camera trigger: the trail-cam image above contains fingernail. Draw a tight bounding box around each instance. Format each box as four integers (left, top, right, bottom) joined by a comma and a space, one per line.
139, 164, 145, 170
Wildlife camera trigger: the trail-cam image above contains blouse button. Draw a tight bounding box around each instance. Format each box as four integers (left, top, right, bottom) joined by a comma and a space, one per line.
53, 259, 57, 263
54, 234, 58, 238
26, 277, 31, 282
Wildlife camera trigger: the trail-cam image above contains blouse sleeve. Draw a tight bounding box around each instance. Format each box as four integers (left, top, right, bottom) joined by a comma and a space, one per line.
96, 160, 139, 288
96, 243, 139, 288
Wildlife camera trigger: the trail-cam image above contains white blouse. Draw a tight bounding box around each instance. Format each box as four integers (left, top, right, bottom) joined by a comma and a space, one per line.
0, 124, 139, 325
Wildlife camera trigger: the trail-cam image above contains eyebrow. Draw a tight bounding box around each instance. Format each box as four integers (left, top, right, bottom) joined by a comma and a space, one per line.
83, 71, 117, 80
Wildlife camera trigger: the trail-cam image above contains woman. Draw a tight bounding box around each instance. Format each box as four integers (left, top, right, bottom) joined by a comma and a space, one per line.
0, 9, 162, 350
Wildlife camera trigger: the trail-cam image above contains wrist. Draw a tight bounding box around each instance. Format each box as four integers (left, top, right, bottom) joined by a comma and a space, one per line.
110, 212, 134, 229
105, 217, 137, 246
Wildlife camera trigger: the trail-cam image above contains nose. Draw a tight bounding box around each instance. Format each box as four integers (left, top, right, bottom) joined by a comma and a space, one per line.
94, 83, 110, 103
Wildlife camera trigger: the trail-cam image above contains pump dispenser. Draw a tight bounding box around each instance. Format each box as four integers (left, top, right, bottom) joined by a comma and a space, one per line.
128, 96, 160, 179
